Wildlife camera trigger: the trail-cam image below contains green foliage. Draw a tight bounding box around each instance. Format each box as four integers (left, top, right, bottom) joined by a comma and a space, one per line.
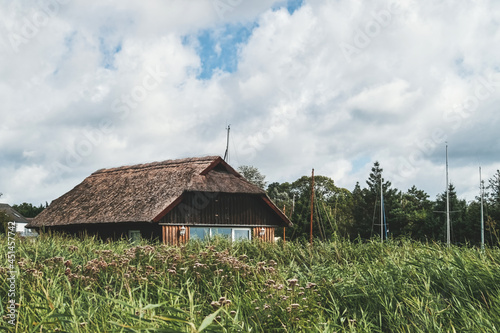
268, 175, 354, 241
2, 235, 500, 332
487, 170, 500, 238
431, 183, 478, 245
237, 165, 267, 190
12, 202, 46, 218
0, 210, 10, 234
266, 161, 499, 246
488, 170, 500, 206
350, 162, 400, 240
392, 185, 433, 240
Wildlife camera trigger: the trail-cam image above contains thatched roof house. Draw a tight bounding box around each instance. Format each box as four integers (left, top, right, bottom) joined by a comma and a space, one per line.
27, 156, 291, 244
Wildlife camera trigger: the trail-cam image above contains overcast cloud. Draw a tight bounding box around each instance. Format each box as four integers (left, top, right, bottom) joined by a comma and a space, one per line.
1, 0, 499, 205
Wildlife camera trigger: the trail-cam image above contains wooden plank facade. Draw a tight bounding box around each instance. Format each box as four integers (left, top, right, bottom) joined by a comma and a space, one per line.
253, 227, 275, 242
158, 192, 285, 227
162, 225, 190, 245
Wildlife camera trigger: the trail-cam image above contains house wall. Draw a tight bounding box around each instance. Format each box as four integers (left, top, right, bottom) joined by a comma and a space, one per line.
40, 222, 162, 242
162, 225, 190, 245
162, 225, 275, 245
253, 227, 275, 243
16, 222, 38, 237
159, 192, 284, 227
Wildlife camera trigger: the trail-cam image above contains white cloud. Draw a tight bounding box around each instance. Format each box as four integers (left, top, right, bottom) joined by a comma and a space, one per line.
0, 0, 499, 206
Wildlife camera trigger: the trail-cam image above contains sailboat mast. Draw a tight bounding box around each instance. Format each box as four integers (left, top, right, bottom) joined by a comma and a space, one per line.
446, 144, 451, 246
310, 169, 315, 245
480, 166, 485, 250
380, 176, 384, 242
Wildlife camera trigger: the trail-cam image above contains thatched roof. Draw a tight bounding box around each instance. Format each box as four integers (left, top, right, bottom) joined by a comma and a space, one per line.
0, 203, 29, 223
28, 156, 291, 228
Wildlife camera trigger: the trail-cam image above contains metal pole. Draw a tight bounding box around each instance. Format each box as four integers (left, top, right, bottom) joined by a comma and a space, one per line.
446, 144, 450, 246
310, 169, 314, 245
223, 125, 230, 161
480, 167, 485, 250
380, 176, 384, 242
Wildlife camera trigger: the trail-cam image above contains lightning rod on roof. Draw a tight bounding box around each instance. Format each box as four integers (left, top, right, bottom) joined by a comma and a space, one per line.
224, 124, 230, 162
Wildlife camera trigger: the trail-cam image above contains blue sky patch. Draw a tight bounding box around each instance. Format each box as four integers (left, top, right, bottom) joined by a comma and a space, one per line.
352, 155, 371, 173
285, 0, 304, 14
187, 22, 257, 80
99, 37, 122, 70
272, 0, 304, 14
187, 0, 304, 80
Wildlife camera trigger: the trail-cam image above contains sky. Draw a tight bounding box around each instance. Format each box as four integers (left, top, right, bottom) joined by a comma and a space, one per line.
1, 0, 499, 206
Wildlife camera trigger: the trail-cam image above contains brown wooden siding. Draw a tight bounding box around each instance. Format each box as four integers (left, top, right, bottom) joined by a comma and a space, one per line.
162, 225, 190, 245
159, 192, 284, 227
253, 227, 275, 243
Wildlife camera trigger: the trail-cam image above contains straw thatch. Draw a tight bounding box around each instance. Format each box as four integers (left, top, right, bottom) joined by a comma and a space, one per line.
28, 156, 291, 228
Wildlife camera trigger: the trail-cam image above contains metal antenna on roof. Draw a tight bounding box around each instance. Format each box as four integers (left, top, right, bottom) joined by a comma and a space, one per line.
224, 124, 230, 162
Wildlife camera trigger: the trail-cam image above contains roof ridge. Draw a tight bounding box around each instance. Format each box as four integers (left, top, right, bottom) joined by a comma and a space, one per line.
92, 156, 221, 175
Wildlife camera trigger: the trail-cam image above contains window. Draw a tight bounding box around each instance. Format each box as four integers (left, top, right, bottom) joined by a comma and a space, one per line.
190, 227, 209, 240
233, 228, 251, 240
189, 227, 251, 241
212, 228, 232, 239
128, 230, 141, 244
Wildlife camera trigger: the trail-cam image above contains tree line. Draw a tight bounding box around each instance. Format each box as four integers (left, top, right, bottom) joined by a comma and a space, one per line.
3, 165, 500, 246
240, 164, 500, 246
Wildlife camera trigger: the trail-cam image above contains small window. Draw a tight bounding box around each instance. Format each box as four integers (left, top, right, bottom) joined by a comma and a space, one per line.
190, 227, 210, 240
128, 230, 141, 244
233, 228, 251, 241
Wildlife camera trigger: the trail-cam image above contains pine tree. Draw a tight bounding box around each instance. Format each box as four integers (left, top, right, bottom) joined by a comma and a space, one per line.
392, 186, 433, 240
432, 184, 469, 244
486, 170, 500, 244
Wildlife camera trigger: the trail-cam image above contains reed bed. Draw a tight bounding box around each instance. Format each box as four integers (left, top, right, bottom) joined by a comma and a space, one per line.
1, 234, 499, 332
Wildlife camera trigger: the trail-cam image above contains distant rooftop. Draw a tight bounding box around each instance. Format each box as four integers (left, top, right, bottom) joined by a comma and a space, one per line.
0, 203, 29, 223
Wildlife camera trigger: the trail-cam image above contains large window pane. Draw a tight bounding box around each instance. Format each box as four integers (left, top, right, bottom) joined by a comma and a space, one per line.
212, 228, 232, 238
190, 227, 209, 240
233, 229, 251, 240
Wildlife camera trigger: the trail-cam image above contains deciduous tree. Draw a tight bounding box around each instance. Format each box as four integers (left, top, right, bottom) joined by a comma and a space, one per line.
238, 165, 267, 190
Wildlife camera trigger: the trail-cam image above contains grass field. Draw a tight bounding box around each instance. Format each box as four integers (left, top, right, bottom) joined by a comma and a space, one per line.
1, 234, 500, 332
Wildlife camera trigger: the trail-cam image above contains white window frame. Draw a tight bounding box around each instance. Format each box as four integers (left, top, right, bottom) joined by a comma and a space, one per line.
189, 227, 252, 241
231, 228, 252, 241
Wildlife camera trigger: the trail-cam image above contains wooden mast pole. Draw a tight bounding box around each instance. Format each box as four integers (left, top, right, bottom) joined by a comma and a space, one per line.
310, 168, 315, 245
